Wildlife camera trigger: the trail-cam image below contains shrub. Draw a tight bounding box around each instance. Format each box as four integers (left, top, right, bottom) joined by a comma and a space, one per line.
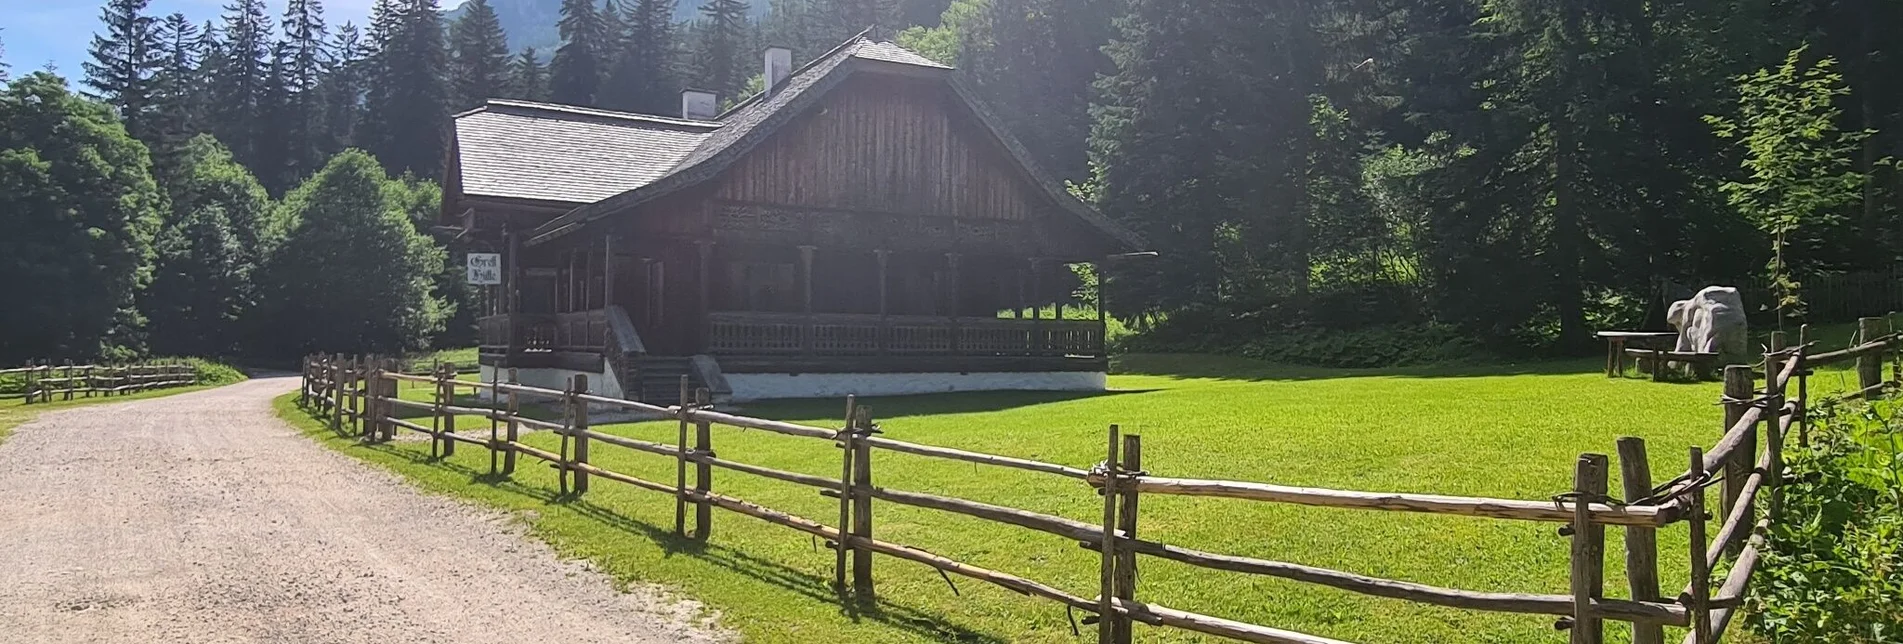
1749, 398, 1903, 642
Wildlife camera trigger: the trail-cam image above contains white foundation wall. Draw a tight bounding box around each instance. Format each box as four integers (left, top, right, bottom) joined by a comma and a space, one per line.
724, 371, 1106, 402
478, 359, 627, 401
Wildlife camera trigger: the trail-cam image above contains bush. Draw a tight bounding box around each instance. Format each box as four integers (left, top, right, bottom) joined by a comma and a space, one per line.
180, 358, 246, 387
1119, 310, 1488, 369
1749, 398, 1903, 642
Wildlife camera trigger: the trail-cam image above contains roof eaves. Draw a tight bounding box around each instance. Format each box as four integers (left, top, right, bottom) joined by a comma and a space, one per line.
481, 98, 725, 129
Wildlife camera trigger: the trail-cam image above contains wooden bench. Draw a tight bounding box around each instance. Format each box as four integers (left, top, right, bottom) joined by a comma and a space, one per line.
1596, 331, 1679, 378
1622, 348, 1720, 381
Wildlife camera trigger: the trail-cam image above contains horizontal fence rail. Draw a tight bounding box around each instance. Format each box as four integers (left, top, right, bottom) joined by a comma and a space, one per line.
296, 318, 1902, 644
2, 360, 199, 403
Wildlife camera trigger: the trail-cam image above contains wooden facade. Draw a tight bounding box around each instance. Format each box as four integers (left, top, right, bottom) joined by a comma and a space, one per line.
450, 39, 1139, 401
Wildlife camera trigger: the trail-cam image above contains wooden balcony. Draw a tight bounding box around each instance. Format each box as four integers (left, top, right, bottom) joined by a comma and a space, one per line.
706, 311, 1105, 358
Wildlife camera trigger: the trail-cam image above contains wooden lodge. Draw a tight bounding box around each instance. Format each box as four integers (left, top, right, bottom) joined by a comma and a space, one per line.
442, 37, 1145, 403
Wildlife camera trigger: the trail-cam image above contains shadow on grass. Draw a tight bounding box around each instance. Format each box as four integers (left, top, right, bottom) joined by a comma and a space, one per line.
1109, 353, 1632, 384
295, 401, 1006, 644
735, 388, 1151, 420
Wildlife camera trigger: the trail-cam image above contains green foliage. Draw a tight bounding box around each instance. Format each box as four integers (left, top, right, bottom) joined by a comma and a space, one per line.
1750, 399, 1903, 642
550, 0, 609, 105
144, 135, 278, 357
449, 0, 512, 110
257, 150, 446, 357
1705, 47, 1877, 323
180, 356, 247, 386
0, 73, 165, 364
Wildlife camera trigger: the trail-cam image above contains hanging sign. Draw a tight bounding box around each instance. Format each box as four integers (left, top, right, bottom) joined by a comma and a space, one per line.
466, 253, 502, 285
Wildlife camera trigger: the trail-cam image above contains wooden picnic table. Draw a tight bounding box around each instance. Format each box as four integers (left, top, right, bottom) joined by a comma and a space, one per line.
1596, 331, 1679, 377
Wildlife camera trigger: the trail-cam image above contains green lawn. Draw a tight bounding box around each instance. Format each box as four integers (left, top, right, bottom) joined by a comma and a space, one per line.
276, 336, 1898, 644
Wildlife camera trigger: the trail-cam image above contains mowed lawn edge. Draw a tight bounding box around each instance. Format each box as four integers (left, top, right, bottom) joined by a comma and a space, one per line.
268, 349, 1828, 643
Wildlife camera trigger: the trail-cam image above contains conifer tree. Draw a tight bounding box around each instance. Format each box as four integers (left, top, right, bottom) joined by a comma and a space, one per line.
373, 0, 449, 177
320, 23, 367, 153
814, 0, 900, 42
206, 0, 272, 169
603, 0, 679, 112
253, 46, 293, 191
449, 0, 511, 110
510, 48, 549, 101
83, 0, 164, 141
281, 0, 329, 183
0, 28, 10, 82
697, 0, 752, 102
551, 0, 610, 106
358, 0, 402, 155
147, 14, 205, 182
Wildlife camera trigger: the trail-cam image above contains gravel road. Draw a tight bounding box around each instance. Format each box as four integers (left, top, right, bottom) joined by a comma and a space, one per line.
0, 376, 728, 644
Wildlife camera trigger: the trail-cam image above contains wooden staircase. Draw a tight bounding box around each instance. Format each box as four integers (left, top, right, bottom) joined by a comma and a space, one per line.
631, 356, 707, 405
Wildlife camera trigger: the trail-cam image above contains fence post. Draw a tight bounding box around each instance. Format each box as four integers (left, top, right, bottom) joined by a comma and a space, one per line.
487, 366, 501, 475
1765, 347, 1787, 521
23, 361, 36, 405
850, 405, 876, 603
1797, 324, 1811, 446
1096, 424, 1122, 644
694, 388, 713, 541
442, 363, 459, 457
1615, 438, 1661, 644
364, 360, 381, 443
1568, 453, 1607, 644
330, 359, 344, 432
503, 368, 520, 474
834, 395, 858, 595
1687, 446, 1711, 644
1719, 365, 1753, 524
675, 376, 692, 537
571, 373, 590, 494
1112, 433, 1142, 644
1858, 316, 1883, 393
62, 360, 73, 401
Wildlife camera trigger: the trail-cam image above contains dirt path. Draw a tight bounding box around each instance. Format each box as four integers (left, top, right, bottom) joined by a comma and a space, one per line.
0, 376, 728, 644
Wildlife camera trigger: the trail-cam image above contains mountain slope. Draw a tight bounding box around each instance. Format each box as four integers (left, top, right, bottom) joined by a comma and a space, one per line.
448, 0, 769, 57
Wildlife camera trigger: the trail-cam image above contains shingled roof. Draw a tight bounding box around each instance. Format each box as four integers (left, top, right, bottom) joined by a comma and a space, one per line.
451, 100, 719, 204
464, 35, 1142, 251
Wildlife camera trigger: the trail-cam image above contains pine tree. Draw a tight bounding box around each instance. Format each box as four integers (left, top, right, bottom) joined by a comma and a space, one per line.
509, 48, 549, 100
281, 0, 329, 184
449, 0, 512, 110
206, 0, 272, 170
551, 0, 610, 106
1, 28, 10, 82
359, 0, 402, 155
148, 14, 205, 184
764, 0, 824, 61
144, 135, 278, 357
696, 0, 752, 102
961, 0, 1111, 182
83, 0, 164, 142
603, 0, 680, 112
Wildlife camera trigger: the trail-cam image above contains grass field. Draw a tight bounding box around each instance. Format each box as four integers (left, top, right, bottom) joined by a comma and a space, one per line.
273, 327, 1899, 644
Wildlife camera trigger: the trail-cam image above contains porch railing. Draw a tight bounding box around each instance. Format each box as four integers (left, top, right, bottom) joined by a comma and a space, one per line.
706, 311, 1104, 357
479, 310, 607, 354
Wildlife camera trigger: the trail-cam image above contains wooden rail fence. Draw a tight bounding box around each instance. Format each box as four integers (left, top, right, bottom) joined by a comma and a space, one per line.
2, 360, 199, 404
297, 319, 1901, 644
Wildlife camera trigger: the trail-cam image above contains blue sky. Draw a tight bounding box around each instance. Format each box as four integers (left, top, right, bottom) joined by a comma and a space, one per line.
1, 0, 465, 81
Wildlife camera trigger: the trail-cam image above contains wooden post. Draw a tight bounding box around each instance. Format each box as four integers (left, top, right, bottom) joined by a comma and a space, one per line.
331, 360, 344, 432
799, 245, 816, 315
693, 388, 713, 541
604, 233, 616, 308
1096, 424, 1121, 644
675, 375, 692, 536
503, 368, 520, 474
1615, 438, 1662, 644
850, 405, 875, 603
62, 360, 73, 401
1720, 365, 1754, 522
834, 395, 859, 595
1764, 347, 1786, 521
875, 250, 891, 354
571, 374, 590, 494
1568, 453, 1607, 644
1858, 316, 1883, 393
441, 363, 458, 457
488, 366, 501, 474
1687, 446, 1711, 644
1798, 324, 1811, 446
1112, 433, 1141, 644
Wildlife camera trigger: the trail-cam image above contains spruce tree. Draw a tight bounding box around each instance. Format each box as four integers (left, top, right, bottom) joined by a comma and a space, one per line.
281, 0, 329, 184
510, 48, 549, 101
359, 0, 402, 156
962, 0, 1111, 182
83, 0, 164, 142
449, 0, 512, 110
148, 14, 205, 183
551, 0, 610, 106
253, 46, 293, 191
1, 28, 10, 82
374, 0, 450, 177
321, 23, 368, 152
604, 0, 680, 112
206, 0, 272, 170
814, 0, 901, 42
697, 0, 752, 102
